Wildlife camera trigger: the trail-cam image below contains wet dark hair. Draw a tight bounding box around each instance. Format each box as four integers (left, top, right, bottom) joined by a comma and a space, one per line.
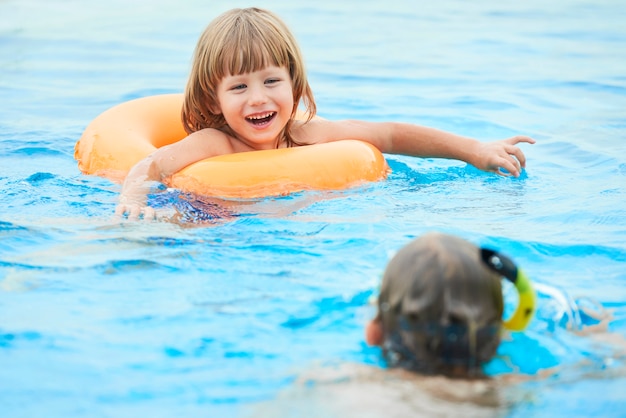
377, 232, 504, 377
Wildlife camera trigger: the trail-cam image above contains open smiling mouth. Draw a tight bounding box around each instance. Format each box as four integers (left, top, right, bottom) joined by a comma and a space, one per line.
246, 112, 276, 126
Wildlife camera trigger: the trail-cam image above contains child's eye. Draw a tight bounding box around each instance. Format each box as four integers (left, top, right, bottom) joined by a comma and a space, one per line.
265, 78, 280, 85
231, 84, 247, 91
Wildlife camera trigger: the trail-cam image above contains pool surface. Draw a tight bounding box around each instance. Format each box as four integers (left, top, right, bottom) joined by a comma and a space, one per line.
1, 0, 625, 417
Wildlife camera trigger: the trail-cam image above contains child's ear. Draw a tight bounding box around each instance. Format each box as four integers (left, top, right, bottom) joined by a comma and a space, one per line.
209, 104, 222, 115
365, 319, 383, 346
206, 99, 221, 115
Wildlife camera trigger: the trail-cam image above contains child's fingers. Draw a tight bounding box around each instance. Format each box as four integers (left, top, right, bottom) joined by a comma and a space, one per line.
507, 135, 536, 145
127, 205, 142, 220
143, 207, 157, 220
494, 154, 521, 177
507, 144, 527, 168
114, 203, 156, 221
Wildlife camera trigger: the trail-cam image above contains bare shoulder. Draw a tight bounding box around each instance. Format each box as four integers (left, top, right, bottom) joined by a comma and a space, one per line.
148, 128, 236, 176
292, 118, 336, 145
244, 362, 524, 418
170, 128, 236, 157
292, 118, 375, 145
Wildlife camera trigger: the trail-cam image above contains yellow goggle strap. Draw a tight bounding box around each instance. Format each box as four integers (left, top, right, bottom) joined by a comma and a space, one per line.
480, 248, 536, 331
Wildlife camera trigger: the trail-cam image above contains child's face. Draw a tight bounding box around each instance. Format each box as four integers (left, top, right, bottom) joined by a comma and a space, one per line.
215, 65, 294, 149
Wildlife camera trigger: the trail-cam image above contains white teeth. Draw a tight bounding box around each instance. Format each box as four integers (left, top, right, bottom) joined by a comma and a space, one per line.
247, 112, 274, 120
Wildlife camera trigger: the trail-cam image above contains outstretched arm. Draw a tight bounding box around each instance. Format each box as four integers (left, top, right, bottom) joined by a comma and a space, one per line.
383, 122, 535, 177
115, 128, 234, 219
304, 119, 535, 177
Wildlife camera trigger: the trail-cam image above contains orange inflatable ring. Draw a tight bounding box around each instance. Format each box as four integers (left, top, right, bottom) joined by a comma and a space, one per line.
74, 94, 389, 199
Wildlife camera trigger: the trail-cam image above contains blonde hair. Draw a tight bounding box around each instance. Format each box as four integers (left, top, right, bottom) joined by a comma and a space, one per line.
377, 232, 504, 377
182, 8, 316, 147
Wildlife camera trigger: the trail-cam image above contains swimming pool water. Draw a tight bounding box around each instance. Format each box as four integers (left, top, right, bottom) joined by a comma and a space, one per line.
1, 0, 625, 417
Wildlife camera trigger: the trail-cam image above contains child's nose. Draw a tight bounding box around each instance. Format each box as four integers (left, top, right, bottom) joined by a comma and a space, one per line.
247, 86, 268, 106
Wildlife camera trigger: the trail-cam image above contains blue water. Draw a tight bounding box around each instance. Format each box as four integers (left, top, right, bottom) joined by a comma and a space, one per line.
1, 0, 625, 417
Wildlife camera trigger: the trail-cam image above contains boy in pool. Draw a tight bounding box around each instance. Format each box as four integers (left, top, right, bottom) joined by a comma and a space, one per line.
249, 234, 624, 415
116, 7, 535, 219
248, 232, 532, 415
365, 232, 514, 378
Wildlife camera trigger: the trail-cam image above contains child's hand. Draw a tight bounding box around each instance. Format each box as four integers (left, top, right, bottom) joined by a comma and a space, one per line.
473, 135, 536, 177
115, 201, 157, 221
116, 170, 160, 220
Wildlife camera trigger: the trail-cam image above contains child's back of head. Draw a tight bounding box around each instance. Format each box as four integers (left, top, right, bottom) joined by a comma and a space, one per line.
374, 232, 504, 377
